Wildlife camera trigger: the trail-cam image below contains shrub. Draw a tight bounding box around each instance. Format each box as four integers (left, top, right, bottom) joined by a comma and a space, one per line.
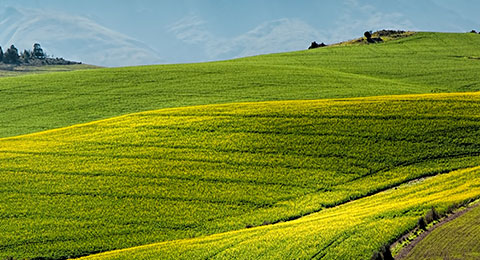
375, 30, 406, 37
371, 244, 394, 260
308, 41, 327, 49
418, 216, 427, 230
364, 31, 372, 39
425, 207, 440, 223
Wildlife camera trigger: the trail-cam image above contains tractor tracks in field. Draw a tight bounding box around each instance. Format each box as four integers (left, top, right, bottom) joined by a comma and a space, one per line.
73, 165, 480, 260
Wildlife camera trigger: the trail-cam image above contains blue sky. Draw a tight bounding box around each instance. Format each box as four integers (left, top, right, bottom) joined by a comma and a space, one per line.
0, 0, 479, 66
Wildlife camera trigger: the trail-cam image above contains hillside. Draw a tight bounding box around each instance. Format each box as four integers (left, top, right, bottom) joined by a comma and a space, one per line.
1, 32, 479, 138
79, 166, 480, 260
0, 64, 98, 77
1, 32, 480, 259
1, 93, 480, 259
403, 203, 480, 259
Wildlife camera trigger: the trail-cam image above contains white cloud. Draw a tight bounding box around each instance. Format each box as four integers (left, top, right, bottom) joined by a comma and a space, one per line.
0, 7, 163, 67
330, 0, 416, 42
168, 16, 326, 60
167, 15, 212, 43
230, 19, 326, 58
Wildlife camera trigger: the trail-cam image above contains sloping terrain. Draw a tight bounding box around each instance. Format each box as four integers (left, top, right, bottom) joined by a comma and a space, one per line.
0, 64, 98, 77
1, 32, 480, 259
1, 32, 479, 138
403, 203, 480, 259
79, 166, 480, 260
1, 93, 480, 259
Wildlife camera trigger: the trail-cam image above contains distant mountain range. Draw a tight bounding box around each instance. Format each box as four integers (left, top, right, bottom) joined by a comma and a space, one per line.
0, 7, 163, 67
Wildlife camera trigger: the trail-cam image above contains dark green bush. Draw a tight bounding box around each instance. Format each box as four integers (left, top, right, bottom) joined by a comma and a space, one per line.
418, 216, 427, 230
425, 207, 441, 223
371, 244, 394, 260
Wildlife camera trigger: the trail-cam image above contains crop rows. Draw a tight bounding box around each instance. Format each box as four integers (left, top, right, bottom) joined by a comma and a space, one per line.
1, 93, 480, 258
80, 166, 480, 259
405, 203, 480, 259
0, 32, 479, 138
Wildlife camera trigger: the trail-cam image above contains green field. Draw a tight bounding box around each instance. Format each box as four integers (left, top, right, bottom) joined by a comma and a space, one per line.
404, 204, 480, 260
1, 32, 479, 138
79, 166, 480, 260
0, 64, 98, 78
2, 93, 480, 259
1, 32, 480, 259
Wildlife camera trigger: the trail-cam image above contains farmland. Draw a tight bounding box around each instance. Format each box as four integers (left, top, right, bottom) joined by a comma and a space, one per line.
1, 32, 480, 138
1, 32, 480, 259
404, 204, 480, 259
79, 166, 480, 260
2, 93, 480, 259
0, 64, 98, 78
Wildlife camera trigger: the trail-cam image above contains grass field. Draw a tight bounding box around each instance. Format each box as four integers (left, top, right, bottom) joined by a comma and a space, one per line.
79, 166, 480, 260
1, 32, 480, 259
0, 64, 98, 78
2, 93, 480, 259
1, 32, 479, 138
404, 204, 480, 259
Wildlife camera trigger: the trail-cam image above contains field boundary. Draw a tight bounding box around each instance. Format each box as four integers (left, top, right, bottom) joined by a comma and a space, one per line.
73, 166, 480, 260
3, 91, 480, 142
394, 201, 480, 259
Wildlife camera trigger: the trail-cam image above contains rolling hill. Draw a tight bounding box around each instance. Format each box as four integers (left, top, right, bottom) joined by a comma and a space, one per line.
2, 93, 480, 259
1, 32, 480, 259
0, 64, 98, 78
1, 32, 479, 138
403, 203, 480, 259
79, 166, 480, 259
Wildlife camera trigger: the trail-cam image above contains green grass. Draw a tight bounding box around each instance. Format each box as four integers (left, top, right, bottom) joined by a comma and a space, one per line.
79, 166, 480, 260
1, 32, 480, 259
0, 64, 98, 77
404, 204, 480, 260
1, 93, 480, 259
1, 32, 480, 138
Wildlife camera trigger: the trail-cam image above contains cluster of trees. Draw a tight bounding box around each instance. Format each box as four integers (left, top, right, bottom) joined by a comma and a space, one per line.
0, 43, 44, 64
364, 31, 383, 43
309, 30, 409, 50
0, 43, 80, 66
308, 41, 327, 49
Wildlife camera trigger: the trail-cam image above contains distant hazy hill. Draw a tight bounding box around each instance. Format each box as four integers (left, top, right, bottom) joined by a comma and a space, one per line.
0, 7, 163, 67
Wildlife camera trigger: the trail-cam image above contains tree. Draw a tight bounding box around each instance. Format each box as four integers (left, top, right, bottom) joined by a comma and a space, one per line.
0, 42, 79, 66
364, 31, 372, 39
308, 41, 327, 49
21, 50, 32, 63
33, 43, 46, 59
417, 216, 427, 230
371, 245, 394, 260
4, 45, 20, 64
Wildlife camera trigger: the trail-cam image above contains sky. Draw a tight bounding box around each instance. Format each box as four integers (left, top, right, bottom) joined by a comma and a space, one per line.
0, 0, 479, 67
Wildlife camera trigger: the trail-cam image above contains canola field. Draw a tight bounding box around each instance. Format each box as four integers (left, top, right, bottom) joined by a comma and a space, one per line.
80, 166, 480, 259
1, 32, 479, 138
1, 93, 480, 259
